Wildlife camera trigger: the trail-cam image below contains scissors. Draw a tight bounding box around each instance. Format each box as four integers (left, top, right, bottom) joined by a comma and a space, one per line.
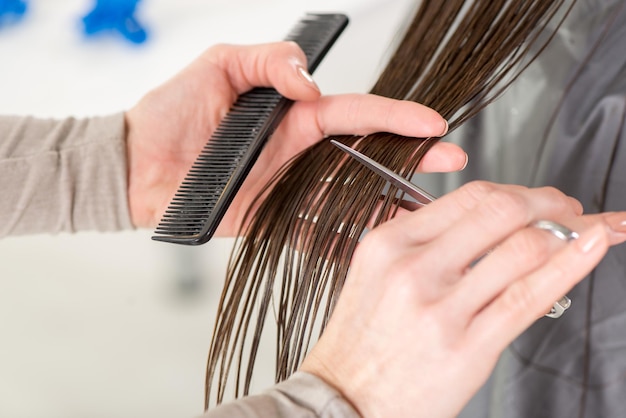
330, 139, 572, 319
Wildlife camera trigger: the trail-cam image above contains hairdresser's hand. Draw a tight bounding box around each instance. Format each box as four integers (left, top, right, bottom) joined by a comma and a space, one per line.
301, 181, 626, 418
125, 41, 463, 232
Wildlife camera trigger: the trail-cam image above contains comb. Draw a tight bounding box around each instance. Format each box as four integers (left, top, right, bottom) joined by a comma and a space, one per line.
152, 13, 349, 245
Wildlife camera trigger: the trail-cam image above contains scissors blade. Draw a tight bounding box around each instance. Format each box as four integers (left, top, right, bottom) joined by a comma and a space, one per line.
330, 140, 436, 207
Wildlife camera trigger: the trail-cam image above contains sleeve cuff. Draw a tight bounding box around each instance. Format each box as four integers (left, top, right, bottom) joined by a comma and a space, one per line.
201, 372, 360, 418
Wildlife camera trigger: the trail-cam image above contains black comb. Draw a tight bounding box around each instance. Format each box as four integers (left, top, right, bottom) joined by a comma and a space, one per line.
152, 13, 349, 245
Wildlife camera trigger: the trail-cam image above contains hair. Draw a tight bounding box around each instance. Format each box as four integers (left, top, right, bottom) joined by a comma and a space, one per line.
204, 0, 577, 408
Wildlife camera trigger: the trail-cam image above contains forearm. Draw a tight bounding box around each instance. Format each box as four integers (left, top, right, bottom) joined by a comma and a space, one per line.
201, 372, 359, 418
0, 113, 133, 237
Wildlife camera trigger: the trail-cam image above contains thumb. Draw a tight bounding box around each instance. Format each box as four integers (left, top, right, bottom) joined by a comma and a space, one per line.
205, 41, 322, 101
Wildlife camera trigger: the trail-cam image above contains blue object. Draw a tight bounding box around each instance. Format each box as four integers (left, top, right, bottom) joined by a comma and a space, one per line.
81, 0, 148, 44
0, 0, 27, 27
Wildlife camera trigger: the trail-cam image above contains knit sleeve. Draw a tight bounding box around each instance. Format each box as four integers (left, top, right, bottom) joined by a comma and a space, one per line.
0, 113, 134, 237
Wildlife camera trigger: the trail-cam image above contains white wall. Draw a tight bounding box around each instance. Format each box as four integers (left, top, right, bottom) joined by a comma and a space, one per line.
0, 1, 414, 417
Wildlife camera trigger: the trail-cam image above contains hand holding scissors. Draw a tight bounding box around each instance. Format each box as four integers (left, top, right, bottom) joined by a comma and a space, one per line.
301, 144, 624, 418
331, 139, 575, 318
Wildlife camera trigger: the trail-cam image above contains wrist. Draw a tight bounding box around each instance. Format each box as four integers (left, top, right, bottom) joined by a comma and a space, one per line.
124, 110, 164, 228
300, 337, 373, 418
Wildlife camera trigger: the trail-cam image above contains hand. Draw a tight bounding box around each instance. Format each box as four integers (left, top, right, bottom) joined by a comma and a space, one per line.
125, 41, 465, 234
301, 181, 626, 418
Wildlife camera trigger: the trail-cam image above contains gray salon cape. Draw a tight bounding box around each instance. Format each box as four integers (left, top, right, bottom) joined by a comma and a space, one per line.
417, 1, 626, 417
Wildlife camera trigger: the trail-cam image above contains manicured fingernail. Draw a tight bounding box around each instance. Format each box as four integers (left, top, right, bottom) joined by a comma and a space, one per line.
605, 212, 626, 234
576, 226, 604, 253
461, 152, 469, 170
440, 119, 449, 136
297, 66, 320, 92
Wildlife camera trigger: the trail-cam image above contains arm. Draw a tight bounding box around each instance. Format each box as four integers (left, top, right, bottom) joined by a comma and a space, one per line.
0, 113, 133, 237
200, 373, 359, 418
0, 42, 464, 238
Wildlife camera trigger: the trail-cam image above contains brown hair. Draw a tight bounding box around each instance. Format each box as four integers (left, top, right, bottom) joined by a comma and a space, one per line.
205, 0, 576, 407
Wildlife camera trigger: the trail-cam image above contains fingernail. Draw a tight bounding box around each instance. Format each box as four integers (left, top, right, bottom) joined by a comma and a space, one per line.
605, 212, 626, 234
440, 119, 449, 136
297, 66, 320, 92
461, 152, 469, 170
576, 225, 604, 253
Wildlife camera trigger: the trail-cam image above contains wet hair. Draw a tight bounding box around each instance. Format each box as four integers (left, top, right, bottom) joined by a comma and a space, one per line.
204, 0, 577, 407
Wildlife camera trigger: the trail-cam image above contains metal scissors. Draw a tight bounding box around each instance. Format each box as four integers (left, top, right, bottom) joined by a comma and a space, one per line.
331, 139, 571, 319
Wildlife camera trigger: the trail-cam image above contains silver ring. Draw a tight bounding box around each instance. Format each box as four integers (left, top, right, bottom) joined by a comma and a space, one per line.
531, 220, 578, 319
532, 220, 579, 242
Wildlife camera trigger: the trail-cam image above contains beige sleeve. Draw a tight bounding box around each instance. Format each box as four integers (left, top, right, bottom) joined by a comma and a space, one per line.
201, 372, 360, 418
0, 113, 134, 237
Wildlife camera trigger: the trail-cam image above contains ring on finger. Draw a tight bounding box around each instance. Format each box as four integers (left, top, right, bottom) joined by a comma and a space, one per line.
531, 220, 579, 319
532, 220, 579, 242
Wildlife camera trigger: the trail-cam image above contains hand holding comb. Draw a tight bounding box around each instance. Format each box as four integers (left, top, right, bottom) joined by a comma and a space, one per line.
152, 13, 349, 245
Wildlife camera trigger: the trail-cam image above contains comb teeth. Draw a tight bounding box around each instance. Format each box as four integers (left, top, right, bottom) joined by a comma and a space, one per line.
152, 13, 349, 245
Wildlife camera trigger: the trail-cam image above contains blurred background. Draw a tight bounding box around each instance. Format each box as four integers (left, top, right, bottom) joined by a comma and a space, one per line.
0, 0, 415, 417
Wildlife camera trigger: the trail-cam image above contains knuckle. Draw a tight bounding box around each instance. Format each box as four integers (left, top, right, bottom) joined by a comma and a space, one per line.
391, 251, 430, 279
383, 100, 400, 131
538, 185, 565, 199
547, 255, 575, 285
456, 181, 497, 210
480, 189, 528, 225
501, 280, 538, 317
283, 40, 305, 57
355, 228, 393, 262
387, 248, 445, 303
462, 180, 497, 197
536, 186, 564, 203
539, 186, 580, 214
507, 229, 551, 266
346, 96, 362, 120
204, 43, 234, 61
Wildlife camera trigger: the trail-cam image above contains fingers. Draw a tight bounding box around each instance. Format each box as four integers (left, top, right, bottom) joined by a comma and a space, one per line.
302, 180, 622, 418
312, 94, 448, 138
382, 181, 583, 249
205, 42, 321, 101
205, 42, 450, 138
467, 223, 610, 353
569, 212, 626, 246
447, 217, 586, 320
276, 93, 454, 171
429, 187, 581, 274
363, 183, 587, 305
418, 142, 468, 173
446, 209, 626, 328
